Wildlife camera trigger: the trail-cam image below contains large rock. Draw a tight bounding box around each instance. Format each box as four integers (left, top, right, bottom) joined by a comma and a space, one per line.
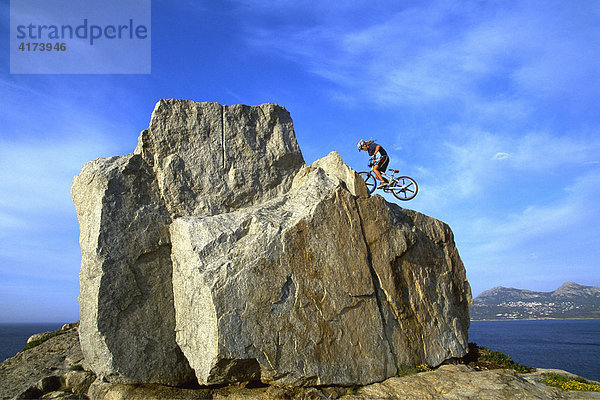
72, 99, 471, 387
170, 152, 471, 386
357, 196, 471, 367
170, 163, 393, 386
72, 100, 304, 385
135, 100, 304, 217
72, 154, 192, 385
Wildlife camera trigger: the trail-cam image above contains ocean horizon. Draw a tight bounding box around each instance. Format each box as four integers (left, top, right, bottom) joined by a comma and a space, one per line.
0, 323, 64, 363
2, 320, 599, 383
469, 319, 600, 382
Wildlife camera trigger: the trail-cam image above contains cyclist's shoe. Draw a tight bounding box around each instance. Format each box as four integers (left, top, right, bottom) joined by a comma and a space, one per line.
377, 182, 389, 189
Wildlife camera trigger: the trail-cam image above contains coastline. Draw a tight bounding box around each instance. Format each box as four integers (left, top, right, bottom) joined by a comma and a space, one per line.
3, 324, 600, 399
469, 319, 600, 383
471, 318, 600, 322
0, 323, 64, 363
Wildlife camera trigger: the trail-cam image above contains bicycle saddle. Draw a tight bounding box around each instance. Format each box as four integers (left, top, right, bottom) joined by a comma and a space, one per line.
388, 169, 399, 173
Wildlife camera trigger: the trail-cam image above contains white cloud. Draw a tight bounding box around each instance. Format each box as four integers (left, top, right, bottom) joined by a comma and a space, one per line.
493, 152, 511, 160
0, 133, 115, 213
243, 0, 600, 117
470, 201, 578, 255
0, 125, 119, 281
459, 166, 600, 278
412, 130, 509, 206
508, 133, 600, 171
0, 211, 26, 229
459, 169, 600, 295
406, 128, 600, 227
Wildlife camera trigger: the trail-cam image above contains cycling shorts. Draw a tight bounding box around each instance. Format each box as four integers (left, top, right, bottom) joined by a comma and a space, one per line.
376, 155, 389, 171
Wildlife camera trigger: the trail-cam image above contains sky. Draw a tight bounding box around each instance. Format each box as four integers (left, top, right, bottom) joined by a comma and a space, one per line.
1, 0, 599, 323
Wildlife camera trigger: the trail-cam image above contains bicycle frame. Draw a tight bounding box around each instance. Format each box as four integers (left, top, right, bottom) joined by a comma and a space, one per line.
371, 166, 402, 186
380, 170, 398, 182
358, 167, 418, 201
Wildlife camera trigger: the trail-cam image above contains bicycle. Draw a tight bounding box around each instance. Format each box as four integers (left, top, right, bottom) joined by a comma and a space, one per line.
358, 166, 418, 201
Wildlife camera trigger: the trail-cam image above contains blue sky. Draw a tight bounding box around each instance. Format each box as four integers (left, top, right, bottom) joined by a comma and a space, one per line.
1, 0, 599, 322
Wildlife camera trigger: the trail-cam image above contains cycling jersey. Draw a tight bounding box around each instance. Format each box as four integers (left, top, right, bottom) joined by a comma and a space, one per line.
367, 142, 387, 157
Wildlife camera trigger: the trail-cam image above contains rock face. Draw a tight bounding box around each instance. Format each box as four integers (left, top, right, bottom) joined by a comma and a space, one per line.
72, 100, 304, 386
170, 160, 393, 386
72, 99, 471, 388
72, 153, 193, 385
134, 101, 304, 217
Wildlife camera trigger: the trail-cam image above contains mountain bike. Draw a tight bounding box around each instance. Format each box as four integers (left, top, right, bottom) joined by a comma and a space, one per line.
358, 167, 418, 201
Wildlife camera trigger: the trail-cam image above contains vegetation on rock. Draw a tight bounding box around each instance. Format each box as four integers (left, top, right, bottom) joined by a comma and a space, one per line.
21, 330, 66, 352
415, 364, 434, 372
463, 343, 535, 373
540, 373, 600, 392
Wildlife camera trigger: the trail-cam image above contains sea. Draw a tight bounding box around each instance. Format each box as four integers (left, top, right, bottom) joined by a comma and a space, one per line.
469, 319, 600, 382
0, 323, 63, 363
1, 320, 599, 383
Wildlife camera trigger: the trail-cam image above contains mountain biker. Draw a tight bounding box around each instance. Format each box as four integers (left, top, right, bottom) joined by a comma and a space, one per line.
357, 139, 389, 188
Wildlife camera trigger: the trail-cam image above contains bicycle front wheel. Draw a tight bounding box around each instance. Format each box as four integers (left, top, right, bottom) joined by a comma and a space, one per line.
358, 172, 377, 194
389, 176, 418, 201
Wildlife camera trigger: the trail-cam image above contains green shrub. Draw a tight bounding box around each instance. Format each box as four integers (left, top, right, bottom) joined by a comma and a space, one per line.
395, 364, 434, 377
396, 365, 418, 377
21, 330, 66, 352
478, 346, 535, 373
465, 344, 535, 373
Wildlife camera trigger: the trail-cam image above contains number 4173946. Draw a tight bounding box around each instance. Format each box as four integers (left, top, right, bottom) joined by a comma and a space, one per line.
18, 42, 66, 51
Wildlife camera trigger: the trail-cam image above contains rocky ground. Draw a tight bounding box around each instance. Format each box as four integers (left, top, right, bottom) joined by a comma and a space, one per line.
0, 324, 95, 399
2, 326, 599, 399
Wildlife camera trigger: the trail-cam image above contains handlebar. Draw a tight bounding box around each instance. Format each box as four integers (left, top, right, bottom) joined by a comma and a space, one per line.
368, 155, 381, 167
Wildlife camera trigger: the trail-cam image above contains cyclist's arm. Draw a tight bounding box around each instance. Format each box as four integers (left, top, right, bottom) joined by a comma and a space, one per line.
373, 144, 382, 155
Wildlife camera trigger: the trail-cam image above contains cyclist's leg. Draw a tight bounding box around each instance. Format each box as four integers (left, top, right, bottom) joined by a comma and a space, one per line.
372, 164, 383, 181
373, 167, 389, 187
380, 156, 390, 173
374, 156, 389, 183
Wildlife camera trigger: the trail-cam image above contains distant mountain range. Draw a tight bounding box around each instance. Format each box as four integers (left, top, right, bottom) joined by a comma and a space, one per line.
470, 282, 600, 320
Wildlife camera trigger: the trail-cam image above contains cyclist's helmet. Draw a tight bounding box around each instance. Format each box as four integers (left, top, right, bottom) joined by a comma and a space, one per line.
357, 140, 366, 151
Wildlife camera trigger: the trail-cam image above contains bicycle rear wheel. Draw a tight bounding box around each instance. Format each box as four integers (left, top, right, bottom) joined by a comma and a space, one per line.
358, 172, 377, 194
389, 176, 418, 201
